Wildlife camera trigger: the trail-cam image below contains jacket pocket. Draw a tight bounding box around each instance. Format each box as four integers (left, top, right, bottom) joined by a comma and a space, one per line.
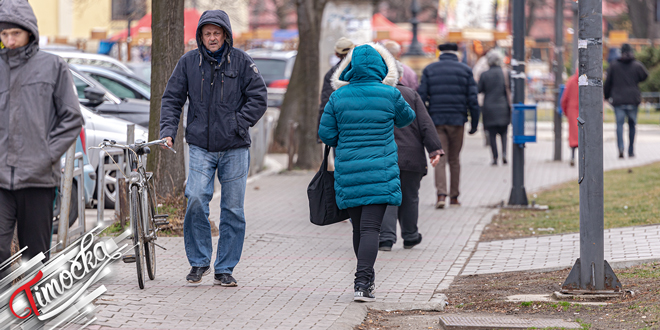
222, 70, 239, 104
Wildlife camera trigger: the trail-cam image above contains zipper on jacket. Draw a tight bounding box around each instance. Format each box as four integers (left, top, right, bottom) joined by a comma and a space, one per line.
221, 73, 225, 102
201, 70, 205, 102
10, 167, 14, 190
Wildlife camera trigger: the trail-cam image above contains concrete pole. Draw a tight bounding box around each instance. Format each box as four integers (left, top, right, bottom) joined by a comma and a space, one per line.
562, 0, 622, 293
58, 143, 76, 250
553, 0, 564, 161
508, 0, 528, 206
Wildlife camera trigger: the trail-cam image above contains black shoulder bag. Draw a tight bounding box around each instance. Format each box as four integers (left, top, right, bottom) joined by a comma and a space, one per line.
307, 145, 350, 225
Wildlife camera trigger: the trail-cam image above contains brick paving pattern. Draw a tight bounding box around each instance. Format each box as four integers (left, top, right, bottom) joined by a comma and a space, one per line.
88, 123, 660, 329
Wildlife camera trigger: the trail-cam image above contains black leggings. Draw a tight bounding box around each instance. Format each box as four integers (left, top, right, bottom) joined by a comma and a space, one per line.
347, 204, 387, 287
487, 125, 508, 161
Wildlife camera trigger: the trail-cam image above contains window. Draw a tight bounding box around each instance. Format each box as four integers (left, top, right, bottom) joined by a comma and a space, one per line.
72, 75, 91, 99
252, 59, 288, 82
111, 0, 147, 21
90, 74, 138, 99
126, 77, 151, 97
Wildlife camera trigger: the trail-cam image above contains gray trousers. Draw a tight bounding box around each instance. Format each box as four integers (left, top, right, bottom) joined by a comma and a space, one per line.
379, 170, 424, 244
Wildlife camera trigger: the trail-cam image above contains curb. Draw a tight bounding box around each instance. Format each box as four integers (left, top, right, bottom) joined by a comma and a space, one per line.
330, 295, 449, 330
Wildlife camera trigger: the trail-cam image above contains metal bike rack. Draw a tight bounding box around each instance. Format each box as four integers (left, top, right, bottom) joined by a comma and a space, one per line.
57, 145, 86, 250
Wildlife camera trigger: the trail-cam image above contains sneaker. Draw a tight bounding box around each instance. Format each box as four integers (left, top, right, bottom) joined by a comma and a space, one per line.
354, 283, 375, 302
502, 157, 508, 165
403, 234, 422, 249
214, 273, 237, 287
450, 197, 461, 206
378, 241, 393, 251
186, 266, 210, 285
619, 151, 624, 159
491, 160, 498, 166
435, 195, 446, 209
570, 159, 575, 167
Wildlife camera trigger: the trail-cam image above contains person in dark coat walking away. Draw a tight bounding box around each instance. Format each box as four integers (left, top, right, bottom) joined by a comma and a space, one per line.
561, 69, 579, 166
0, 0, 83, 263
160, 10, 268, 286
478, 50, 510, 165
604, 43, 649, 158
378, 61, 444, 252
319, 43, 416, 302
417, 43, 480, 209
383, 40, 419, 90
317, 37, 354, 140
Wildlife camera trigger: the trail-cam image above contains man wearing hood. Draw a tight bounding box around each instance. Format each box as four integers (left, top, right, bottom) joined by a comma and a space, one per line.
0, 0, 83, 263
604, 43, 648, 158
160, 10, 267, 286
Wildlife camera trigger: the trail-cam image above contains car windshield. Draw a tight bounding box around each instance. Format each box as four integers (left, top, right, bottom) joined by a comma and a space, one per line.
127, 77, 151, 96
89, 74, 138, 99
252, 59, 288, 82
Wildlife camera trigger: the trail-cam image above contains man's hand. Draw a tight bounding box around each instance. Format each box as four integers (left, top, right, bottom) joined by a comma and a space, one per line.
430, 155, 441, 167
468, 127, 478, 135
163, 137, 173, 148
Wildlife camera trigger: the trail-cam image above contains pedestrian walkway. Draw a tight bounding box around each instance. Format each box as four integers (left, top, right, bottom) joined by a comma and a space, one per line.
463, 225, 660, 275
89, 124, 660, 330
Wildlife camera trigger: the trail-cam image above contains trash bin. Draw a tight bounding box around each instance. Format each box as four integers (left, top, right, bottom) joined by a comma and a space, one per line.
512, 104, 537, 144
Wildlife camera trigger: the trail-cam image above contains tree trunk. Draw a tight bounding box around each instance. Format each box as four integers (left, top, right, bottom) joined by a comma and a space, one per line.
628, 0, 649, 38
291, 0, 327, 169
147, 0, 186, 197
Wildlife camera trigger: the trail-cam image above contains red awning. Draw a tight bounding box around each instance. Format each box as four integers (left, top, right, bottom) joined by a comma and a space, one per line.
109, 8, 203, 44
372, 13, 433, 46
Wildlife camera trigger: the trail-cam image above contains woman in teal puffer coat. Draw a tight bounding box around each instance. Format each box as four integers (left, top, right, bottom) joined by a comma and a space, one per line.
319, 43, 416, 302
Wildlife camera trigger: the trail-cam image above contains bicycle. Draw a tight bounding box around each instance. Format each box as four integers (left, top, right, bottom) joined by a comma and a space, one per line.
92, 138, 175, 289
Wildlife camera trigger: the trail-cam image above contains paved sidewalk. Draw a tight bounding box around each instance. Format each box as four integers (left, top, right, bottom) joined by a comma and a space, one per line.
463, 225, 660, 275
90, 124, 660, 330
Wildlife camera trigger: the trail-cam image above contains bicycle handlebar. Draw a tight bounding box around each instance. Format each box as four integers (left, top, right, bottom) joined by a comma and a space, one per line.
92, 139, 177, 154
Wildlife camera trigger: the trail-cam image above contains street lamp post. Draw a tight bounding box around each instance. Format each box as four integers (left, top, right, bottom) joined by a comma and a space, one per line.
508, 0, 528, 206
561, 0, 622, 293
404, 0, 425, 56
553, 0, 564, 161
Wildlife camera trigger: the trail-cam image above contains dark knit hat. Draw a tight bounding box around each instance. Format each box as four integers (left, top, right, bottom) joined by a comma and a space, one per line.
0, 22, 27, 32
438, 43, 458, 52
621, 43, 633, 54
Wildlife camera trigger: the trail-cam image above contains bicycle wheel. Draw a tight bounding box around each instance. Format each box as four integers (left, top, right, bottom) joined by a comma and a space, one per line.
143, 182, 156, 280
130, 185, 145, 289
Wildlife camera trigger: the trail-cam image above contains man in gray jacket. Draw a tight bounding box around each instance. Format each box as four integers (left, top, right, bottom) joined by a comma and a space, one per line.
0, 0, 83, 263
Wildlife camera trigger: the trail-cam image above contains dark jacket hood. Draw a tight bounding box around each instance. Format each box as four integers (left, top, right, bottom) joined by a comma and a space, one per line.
196, 10, 233, 63
0, 0, 39, 56
617, 52, 635, 64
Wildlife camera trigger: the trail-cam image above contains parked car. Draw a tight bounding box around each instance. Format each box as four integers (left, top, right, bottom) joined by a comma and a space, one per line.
72, 64, 151, 100
69, 65, 150, 127
126, 62, 152, 83
80, 104, 149, 209
45, 50, 134, 75
247, 49, 296, 107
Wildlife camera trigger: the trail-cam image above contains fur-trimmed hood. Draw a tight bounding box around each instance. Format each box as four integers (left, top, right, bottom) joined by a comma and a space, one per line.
331, 43, 399, 90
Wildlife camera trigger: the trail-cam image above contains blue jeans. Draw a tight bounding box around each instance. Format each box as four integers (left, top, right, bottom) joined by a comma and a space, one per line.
184, 144, 249, 275
614, 105, 638, 155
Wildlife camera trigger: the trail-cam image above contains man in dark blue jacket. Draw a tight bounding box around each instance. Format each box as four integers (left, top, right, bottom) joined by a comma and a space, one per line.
159, 10, 267, 286
418, 43, 479, 208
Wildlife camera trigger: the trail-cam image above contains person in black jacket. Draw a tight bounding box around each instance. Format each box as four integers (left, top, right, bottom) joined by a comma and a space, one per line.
417, 43, 479, 208
478, 50, 510, 166
317, 37, 354, 141
604, 43, 649, 158
159, 10, 267, 286
379, 61, 444, 251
